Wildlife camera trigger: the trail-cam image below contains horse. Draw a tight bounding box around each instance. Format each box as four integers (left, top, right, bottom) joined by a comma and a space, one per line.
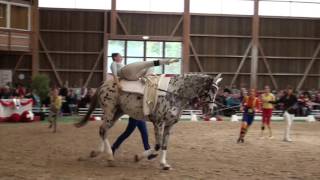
75, 73, 222, 170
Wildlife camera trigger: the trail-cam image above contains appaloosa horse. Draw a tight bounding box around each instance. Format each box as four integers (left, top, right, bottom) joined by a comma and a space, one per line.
75, 73, 222, 170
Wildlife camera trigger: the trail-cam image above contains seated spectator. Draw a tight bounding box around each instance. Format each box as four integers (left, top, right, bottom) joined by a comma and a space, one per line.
59, 86, 70, 115
66, 89, 78, 115
296, 91, 312, 116
16, 84, 26, 98
313, 92, 320, 110
1, 86, 11, 99
78, 88, 95, 108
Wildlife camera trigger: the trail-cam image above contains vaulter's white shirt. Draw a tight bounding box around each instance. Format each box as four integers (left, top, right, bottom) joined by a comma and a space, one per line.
110, 61, 124, 76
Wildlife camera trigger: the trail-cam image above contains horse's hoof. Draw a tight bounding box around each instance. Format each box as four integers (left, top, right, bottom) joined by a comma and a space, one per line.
162, 166, 172, 170
161, 164, 172, 170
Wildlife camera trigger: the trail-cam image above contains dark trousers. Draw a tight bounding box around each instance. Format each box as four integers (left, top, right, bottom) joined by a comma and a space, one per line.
112, 117, 150, 152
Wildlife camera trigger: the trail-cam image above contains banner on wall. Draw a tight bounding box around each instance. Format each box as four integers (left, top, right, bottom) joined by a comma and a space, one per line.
0, 99, 34, 122
0, 70, 12, 86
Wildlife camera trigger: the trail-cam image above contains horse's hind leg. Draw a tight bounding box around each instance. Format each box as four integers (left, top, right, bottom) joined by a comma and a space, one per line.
90, 108, 123, 162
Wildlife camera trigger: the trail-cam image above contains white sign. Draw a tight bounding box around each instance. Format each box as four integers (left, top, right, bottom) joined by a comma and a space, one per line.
0, 70, 12, 86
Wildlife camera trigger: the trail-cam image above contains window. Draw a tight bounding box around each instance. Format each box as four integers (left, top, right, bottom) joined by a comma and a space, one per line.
11, 5, 29, 30
259, 0, 320, 18
0, 3, 7, 27
190, 0, 254, 15
0, 2, 31, 30
190, 0, 320, 18
117, 0, 184, 12
39, 0, 111, 10
107, 40, 182, 74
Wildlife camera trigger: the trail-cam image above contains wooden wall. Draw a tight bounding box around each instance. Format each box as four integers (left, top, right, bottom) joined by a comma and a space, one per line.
190, 15, 320, 90
38, 9, 105, 87
1, 8, 319, 89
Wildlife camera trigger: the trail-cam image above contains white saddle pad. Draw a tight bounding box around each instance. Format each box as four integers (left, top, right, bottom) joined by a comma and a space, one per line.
120, 75, 171, 116
120, 80, 144, 94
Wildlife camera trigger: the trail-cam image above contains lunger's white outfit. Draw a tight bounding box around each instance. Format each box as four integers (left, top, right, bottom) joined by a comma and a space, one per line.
283, 111, 294, 142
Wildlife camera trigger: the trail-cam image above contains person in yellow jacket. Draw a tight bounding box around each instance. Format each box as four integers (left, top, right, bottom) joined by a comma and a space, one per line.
48, 88, 62, 133
260, 86, 275, 138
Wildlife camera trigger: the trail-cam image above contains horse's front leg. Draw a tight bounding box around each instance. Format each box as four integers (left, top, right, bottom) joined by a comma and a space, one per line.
160, 125, 173, 170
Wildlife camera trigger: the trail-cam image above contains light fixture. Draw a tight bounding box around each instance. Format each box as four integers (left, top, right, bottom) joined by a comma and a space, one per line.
142, 36, 150, 40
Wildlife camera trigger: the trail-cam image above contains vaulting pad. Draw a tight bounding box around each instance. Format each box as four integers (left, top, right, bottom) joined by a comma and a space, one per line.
120, 75, 171, 116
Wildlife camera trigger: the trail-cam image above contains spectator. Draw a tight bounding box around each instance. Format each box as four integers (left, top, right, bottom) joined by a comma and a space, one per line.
79, 88, 95, 108
1, 86, 11, 99
48, 88, 62, 133
260, 85, 275, 139
66, 89, 78, 115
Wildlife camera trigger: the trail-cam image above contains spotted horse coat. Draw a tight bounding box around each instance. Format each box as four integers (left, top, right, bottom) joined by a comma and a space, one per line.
75, 73, 222, 170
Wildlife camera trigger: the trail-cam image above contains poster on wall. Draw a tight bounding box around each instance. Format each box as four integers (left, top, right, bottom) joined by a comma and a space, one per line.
0, 70, 12, 86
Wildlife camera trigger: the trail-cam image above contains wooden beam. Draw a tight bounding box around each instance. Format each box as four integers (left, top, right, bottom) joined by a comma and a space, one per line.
189, 40, 204, 72
297, 42, 320, 90
191, 72, 320, 76
183, 0, 190, 73
143, 41, 147, 62
108, 34, 182, 41
111, 0, 117, 35
116, 14, 129, 35
39, 36, 63, 86
84, 49, 104, 87
6, 0, 32, 5
250, 0, 259, 89
16, 69, 103, 73
170, 16, 183, 37
189, 54, 320, 60
13, 54, 25, 77
190, 34, 320, 41
40, 29, 104, 34
230, 41, 252, 87
259, 45, 279, 90
39, 51, 100, 55
103, 11, 108, 81
31, 0, 39, 77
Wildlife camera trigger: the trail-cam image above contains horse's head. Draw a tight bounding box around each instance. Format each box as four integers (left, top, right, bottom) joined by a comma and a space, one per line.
190, 74, 222, 116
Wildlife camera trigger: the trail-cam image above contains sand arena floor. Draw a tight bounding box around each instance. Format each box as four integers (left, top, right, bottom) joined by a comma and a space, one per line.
0, 120, 320, 180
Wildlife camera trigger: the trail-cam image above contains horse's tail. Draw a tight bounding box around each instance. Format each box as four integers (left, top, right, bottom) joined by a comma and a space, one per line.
74, 89, 99, 128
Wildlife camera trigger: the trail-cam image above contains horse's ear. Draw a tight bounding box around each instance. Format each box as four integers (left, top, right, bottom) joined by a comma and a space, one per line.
215, 78, 223, 85
213, 73, 222, 82
214, 73, 221, 82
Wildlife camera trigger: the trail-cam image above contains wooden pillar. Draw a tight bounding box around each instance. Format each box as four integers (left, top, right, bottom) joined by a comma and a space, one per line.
103, 11, 108, 81
31, 0, 39, 77
111, 0, 117, 35
183, 0, 190, 73
250, 0, 259, 89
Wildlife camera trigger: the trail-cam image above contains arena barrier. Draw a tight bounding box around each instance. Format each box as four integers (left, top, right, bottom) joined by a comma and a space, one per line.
232, 110, 319, 122
33, 107, 320, 122
78, 107, 202, 121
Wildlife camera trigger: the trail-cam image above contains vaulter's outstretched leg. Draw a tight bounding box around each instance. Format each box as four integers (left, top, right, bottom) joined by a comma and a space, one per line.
120, 59, 179, 81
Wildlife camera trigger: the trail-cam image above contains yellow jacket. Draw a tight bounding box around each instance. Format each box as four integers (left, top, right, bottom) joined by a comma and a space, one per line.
50, 95, 62, 110
261, 93, 275, 109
